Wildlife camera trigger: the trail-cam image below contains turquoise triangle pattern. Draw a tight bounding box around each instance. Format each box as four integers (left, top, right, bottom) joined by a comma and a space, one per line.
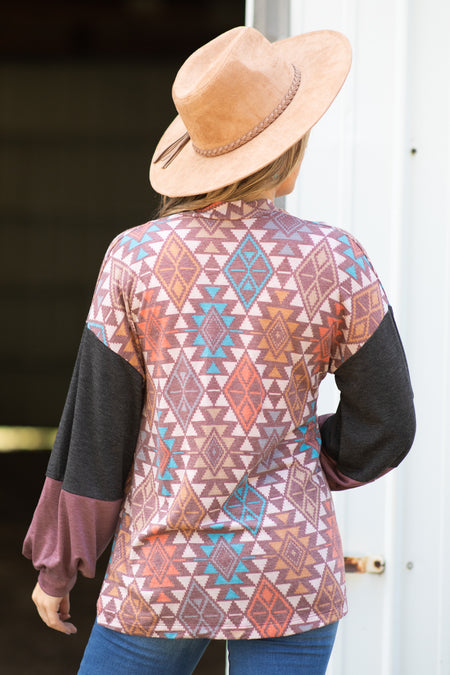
346, 264, 357, 279
136, 248, 148, 261
225, 589, 240, 600
200, 302, 227, 314
206, 286, 220, 298
215, 574, 242, 585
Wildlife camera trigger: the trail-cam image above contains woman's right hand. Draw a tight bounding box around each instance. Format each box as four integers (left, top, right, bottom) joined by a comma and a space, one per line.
31, 582, 77, 635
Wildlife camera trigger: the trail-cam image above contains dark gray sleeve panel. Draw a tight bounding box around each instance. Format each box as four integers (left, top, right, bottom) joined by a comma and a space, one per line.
46, 326, 144, 501
320, 307, 416, 483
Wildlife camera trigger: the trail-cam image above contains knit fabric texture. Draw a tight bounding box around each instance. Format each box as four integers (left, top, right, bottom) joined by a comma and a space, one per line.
81, 199, 388, 638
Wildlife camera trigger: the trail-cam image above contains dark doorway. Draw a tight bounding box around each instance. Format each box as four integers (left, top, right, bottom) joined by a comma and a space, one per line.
0, 2, 244, 672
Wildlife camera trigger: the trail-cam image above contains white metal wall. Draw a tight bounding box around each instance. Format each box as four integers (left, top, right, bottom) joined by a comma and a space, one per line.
247, 1, 450, 673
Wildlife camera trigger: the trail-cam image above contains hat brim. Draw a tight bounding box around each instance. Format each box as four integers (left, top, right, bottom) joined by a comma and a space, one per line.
150, 30, 351, 197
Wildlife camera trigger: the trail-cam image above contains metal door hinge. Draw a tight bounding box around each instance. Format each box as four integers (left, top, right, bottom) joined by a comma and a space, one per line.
344, 555, 385, 574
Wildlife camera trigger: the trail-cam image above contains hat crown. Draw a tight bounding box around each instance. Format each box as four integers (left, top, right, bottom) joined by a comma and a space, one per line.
172, 26, 294, 152
150, 28, 352, 197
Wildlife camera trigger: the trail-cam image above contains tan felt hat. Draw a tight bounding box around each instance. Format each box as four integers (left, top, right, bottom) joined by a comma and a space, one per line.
150, 26, 351, 197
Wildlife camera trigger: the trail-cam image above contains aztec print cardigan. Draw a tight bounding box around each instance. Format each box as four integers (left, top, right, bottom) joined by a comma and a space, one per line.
24, 199, 415, 640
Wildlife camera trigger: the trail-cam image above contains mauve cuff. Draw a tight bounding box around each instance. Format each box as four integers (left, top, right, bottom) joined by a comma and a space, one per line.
319, 449, 393, 491
23, 477, 122, 597
318, 414, 333, 427
319, 450, 366, 491
37, 569, 78, 598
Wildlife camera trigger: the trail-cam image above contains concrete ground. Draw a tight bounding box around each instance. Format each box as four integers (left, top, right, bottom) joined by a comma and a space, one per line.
0, 451, 225, 674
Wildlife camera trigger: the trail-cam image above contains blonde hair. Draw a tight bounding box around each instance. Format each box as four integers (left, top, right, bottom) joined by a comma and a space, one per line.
157, 132, 310, 218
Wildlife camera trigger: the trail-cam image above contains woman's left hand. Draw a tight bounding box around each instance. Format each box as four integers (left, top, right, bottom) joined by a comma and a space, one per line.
31, 582, 77, 635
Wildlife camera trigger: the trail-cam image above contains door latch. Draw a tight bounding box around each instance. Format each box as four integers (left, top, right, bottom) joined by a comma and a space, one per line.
344, 555, 385, 574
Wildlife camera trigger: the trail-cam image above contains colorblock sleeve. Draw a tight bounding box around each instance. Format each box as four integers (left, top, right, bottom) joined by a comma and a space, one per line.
23, 477, 123, 596
23, 243, 145, 596
319, 307, 415, 490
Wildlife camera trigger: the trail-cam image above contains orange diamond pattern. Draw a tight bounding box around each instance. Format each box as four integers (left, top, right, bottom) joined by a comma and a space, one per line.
224, 353, 265, 432
248, 578, 294, 638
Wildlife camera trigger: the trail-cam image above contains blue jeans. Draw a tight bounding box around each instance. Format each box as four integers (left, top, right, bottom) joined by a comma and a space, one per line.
78, 621, 338, 674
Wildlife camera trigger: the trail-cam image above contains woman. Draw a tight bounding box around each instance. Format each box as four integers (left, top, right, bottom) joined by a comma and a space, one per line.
24, 26, 415, 674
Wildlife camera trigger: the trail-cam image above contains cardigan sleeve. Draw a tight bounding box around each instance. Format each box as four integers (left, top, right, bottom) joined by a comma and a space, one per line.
23, 244, 145, 596
319, 306, 415, 490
